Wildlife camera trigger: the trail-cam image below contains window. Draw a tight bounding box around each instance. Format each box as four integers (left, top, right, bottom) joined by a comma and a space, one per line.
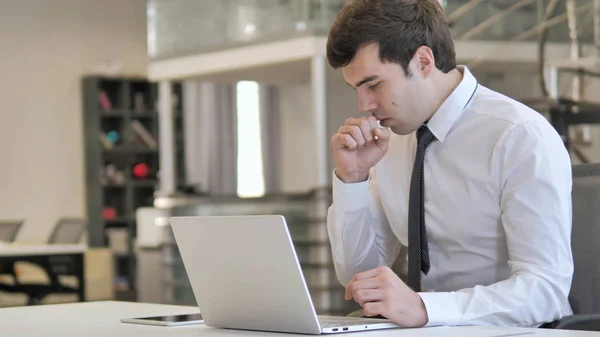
236, 81, 265, 198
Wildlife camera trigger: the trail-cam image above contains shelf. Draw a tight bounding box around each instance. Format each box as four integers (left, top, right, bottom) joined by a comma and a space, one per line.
85, 76, 185, 306
104, 217, 132, 226
98, 110, 127, 117
102, 146, 158, 154
97, 109, 158, 118
129, 179, 158, 188
130, 111, 158, 119
96, 110, 179, 118
104, 180, 158, 188
102, 183, 126, 188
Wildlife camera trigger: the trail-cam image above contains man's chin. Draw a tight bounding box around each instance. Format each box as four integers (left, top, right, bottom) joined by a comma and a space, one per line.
390, 125, 416, 136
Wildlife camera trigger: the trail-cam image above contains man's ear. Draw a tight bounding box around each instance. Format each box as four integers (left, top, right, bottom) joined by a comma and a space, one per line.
414, 46, 435, 78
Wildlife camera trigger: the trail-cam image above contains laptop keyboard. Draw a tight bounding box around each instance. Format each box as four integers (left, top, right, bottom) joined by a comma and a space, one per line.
318, 315, 386, 328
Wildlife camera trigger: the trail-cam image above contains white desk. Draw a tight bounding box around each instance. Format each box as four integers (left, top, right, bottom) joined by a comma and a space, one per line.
0, 301, 597, 337
0, 243, 86, 257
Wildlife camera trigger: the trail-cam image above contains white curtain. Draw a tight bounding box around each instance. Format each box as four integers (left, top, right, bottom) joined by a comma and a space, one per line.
183, 80, 237, 196
259, 84, 282, 194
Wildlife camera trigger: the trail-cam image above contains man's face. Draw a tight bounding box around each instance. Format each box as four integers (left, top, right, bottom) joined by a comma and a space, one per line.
342, 43, 427, 135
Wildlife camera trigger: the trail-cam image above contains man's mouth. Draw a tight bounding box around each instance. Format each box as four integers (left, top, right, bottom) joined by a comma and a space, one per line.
378, 118, 391, 127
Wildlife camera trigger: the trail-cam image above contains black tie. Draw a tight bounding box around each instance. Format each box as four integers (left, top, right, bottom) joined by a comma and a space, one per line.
407, 125, 436, 292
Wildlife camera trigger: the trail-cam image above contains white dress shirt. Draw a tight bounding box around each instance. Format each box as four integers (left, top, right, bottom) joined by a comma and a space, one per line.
327, 66, 574, 327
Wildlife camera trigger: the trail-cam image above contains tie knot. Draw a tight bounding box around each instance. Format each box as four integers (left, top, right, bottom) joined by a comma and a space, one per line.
417, 125, 435, 147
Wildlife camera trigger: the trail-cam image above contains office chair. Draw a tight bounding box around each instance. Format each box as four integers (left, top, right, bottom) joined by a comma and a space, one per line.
0, 220, 24, 242
545, 163, 600, 330
0, 220, 25, 295
48, 218, 86, 244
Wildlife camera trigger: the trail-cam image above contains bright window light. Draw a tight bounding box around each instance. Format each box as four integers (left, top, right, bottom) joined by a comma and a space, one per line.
236, 81, 265, 198
244, 23, 257, 35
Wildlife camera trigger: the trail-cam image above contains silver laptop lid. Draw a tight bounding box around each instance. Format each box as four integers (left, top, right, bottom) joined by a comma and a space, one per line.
170, 215, 322, 334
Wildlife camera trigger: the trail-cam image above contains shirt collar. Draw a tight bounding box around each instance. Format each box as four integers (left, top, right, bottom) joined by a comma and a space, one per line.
426, 65, 478, 143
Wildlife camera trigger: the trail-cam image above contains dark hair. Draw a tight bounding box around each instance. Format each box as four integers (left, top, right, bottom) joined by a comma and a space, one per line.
326, 0, 456, 76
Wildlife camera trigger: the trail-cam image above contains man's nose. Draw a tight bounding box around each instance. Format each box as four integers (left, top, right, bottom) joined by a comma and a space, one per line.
358, 90, 377, 113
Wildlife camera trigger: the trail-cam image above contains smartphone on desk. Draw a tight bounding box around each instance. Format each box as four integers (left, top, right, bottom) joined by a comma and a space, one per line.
121, 313, 204, 327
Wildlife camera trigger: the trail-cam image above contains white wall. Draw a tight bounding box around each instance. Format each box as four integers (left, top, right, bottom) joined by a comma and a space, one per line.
0, 0, 148, 243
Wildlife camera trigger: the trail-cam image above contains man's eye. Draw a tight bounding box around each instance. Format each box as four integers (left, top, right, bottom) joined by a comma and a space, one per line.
369, 83, 381, 90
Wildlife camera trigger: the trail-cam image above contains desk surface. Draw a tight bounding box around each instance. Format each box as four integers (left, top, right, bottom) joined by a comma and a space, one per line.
0, 301, 598, 337
0, 243, 86, 256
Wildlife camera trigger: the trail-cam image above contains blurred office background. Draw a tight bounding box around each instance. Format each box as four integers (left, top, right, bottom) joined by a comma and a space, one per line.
1, 0, 599, 316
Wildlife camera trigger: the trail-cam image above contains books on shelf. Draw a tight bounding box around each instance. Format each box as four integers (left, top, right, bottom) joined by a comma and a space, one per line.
131, 120, 158, 150
99, 132, 114, 149
104, 164, 125, 185
98, 90, 112, 111
133, 92, 146, 112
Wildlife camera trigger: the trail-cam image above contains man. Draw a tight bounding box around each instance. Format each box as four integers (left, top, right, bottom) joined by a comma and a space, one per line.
326, 0, 573, 328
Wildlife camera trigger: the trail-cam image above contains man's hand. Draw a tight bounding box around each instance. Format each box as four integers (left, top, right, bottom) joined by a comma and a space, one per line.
345, 266, 428, 328
331, 116, 391, 183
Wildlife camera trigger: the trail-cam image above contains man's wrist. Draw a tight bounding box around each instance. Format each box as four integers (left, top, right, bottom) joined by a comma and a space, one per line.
415, 294, 429, 327
334, 169, 369, 183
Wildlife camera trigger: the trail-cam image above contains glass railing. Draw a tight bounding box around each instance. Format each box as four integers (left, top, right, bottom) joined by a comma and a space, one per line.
147, 0, 347, 60
147, 0, 594, 60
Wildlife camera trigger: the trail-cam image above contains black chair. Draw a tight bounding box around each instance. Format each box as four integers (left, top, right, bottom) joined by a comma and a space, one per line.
0, 220, 25, 294
0, 220, 24, 242
546, 163, 600, 330
48, 218, 86, 244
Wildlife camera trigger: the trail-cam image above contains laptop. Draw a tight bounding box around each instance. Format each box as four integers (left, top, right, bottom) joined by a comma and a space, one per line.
169, 215, 401, 334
